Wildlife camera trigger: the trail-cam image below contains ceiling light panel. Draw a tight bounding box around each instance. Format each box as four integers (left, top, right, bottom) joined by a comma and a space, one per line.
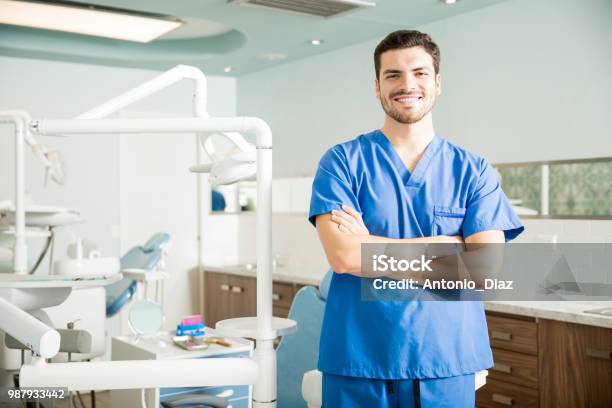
0, 0, 182, 43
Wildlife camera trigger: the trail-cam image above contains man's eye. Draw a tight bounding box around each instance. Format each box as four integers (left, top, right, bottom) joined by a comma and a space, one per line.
386, 75, 399, 79
417, 72, 428, 76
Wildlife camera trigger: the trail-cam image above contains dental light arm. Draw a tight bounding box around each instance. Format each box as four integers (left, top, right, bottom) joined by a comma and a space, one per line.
20, 358, 258, 391
1, 110, 30, 274
5, 65, 294, 407
77, 65, 208, 120
0, 297, 60, 358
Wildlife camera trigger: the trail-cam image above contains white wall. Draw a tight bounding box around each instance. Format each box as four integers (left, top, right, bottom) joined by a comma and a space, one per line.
0, 57, 238, 333
238, 0, 612, 176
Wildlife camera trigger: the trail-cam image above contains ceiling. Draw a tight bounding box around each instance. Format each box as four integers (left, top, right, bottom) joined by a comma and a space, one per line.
0, 0, 508, 76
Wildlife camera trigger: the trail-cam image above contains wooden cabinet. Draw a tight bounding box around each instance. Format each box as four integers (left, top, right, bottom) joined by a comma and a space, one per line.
538, 319, 612, 408
204, 272, 256, 326
203, 271, 306, 326
478, 312, 612, 408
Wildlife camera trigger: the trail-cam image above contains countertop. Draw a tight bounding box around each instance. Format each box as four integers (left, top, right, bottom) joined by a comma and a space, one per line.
484, 301, 612, 329
202, 264, 327, 287
202, 265, 612, 329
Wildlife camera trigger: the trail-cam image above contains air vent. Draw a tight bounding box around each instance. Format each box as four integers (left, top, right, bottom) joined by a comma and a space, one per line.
231, 0, 375, 18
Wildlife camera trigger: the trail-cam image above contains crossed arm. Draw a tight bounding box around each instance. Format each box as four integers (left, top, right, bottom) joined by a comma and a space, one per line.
316, 205, 504, 278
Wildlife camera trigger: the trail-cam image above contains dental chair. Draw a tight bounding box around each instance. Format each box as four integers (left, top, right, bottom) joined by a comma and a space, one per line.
275, 270, 332, 408
105, 232, 171, 317
298, 271, 489, 408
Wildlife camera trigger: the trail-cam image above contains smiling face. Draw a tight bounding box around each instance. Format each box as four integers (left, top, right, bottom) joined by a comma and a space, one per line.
376, 46, 441, 125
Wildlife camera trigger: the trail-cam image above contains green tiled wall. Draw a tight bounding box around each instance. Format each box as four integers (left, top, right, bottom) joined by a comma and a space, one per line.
498, 166, 541, 213
497, 161, 612, 217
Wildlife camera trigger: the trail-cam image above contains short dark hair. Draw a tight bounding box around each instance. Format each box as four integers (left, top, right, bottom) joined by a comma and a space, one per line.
374, 30, 440, 79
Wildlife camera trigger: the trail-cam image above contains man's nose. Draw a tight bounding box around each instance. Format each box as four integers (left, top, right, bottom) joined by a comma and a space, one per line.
400, 74, 418, 90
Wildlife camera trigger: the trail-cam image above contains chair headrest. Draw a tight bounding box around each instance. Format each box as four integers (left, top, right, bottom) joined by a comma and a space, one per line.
319, 269, 333, 301
121, 247, 162, 270
142, 233, 171, 253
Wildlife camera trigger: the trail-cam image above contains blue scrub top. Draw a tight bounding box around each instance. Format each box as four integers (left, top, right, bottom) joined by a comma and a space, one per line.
309, 130, 524, 380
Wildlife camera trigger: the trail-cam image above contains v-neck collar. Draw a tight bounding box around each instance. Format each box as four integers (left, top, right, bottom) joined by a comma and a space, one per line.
375, 130, 442, 187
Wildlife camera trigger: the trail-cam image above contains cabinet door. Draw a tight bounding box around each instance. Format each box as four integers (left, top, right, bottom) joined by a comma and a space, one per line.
227, 274, 257, 319
204, 272, 256, 325
272, 282, 294, 308
539, 319, 612, 408
204, 272, 233, 325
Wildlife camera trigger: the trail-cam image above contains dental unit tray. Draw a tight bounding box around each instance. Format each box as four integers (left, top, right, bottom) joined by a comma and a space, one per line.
0, 203, 83, 228
0, 273, 121, 288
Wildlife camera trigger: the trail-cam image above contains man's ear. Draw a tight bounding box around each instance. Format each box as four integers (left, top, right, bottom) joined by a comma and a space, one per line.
436, 73, 442, 96
375, 79, 381, 101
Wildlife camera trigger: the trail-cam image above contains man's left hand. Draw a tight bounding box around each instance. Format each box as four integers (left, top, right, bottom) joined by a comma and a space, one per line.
330, 205, 370, 235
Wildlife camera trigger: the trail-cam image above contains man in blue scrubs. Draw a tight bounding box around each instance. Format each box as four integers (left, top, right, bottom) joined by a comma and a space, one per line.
309, 30, 524, 407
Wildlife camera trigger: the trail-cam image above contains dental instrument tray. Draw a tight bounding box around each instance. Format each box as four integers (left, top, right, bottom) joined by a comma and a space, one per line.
172, 335, 233, 351
173, 335, 209, 351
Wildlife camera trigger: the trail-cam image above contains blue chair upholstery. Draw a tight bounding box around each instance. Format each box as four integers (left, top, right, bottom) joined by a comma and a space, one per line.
105, 233, 171, 317
276, 269, 332, 408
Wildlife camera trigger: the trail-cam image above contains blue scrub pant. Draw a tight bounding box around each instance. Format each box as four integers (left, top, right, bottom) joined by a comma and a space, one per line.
322, 373, 475, 408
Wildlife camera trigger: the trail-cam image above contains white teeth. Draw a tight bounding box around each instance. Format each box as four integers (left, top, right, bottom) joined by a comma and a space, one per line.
396, 97, 421, 103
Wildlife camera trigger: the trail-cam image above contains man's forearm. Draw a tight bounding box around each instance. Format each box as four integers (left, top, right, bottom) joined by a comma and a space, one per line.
328, 234, 449, 275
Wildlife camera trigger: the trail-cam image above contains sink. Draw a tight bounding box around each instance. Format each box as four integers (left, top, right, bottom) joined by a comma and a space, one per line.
584, 307, 612, 317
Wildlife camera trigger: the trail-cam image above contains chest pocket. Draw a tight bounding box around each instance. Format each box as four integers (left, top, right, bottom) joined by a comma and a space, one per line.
432, 205, 466, 236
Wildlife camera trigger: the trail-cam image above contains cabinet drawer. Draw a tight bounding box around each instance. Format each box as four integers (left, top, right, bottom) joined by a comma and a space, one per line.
272, 282, 293, 308
477, 379, 538, 408
487, 314, 538, 355
489, 348, 538, 389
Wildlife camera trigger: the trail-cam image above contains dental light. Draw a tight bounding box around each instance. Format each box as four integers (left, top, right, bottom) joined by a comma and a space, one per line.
190, 132, 256, 186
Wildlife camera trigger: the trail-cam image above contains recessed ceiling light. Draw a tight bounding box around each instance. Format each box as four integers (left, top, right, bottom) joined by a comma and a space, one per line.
0, 0, 183, 43
223, 66, 233, 73
442, 0, 457, 4
256, 52, 287, 61
310, 39, 323, 46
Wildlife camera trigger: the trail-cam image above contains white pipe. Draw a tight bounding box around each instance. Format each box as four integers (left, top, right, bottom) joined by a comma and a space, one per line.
251, 118, 274, 406
256, 139, 273, 339
29, 107, 277, 406
0, 110, 30, 274
252, 339, 275, 406
193, 66, 208, 320
0, 297, 60, 358
76, 65, 208, 119
32, 117, 267, 138
20, 357, 258, 391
